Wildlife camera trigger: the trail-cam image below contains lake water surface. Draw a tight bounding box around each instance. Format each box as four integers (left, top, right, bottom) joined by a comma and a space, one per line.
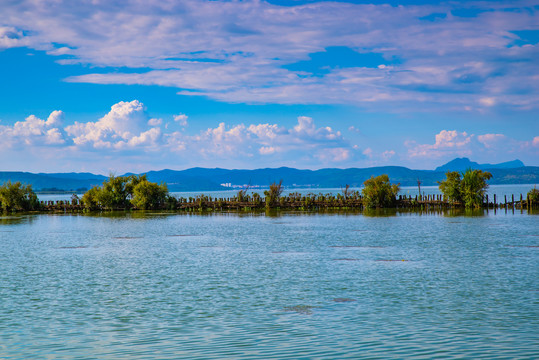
1, 210, 537, 359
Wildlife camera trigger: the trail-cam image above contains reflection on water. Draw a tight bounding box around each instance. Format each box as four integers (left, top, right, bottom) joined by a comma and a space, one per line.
0, 211, 537, 359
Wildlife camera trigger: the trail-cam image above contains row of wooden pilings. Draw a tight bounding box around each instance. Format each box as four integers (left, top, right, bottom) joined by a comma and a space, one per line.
38, 193, 538, 212
397, 193, 537, 210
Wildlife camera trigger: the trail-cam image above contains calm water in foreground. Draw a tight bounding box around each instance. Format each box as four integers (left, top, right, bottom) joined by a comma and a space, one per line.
0, 210, 537, 359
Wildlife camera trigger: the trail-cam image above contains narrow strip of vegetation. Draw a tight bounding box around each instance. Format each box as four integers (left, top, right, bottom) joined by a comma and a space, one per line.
2, 172, 538, 213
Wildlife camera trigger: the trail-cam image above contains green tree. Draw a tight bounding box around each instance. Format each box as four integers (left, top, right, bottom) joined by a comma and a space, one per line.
264, 179, 283, 208
131, 180, 168, 210
461, 169, 492, 208
438, 171, 462, 203
0, 181, 40, 212
81, 185, 101, 210
438, 169, 492, 208
528, 186, 539, 202
81, 174, 166, 210
96, 175, 130, 209
362, 174, 400, 208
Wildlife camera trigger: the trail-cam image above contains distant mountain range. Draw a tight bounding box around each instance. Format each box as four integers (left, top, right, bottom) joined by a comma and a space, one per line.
435, 158, 525, 172
1, 158, 537, 192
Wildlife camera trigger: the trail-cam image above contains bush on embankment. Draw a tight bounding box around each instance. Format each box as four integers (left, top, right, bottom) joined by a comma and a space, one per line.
0, 181, 40, 212
438, 169, 492, 208
361, 174, 400, 208
81, 174, 170, 210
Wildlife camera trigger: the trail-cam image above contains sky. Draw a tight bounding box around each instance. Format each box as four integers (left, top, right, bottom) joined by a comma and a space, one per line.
0, 0, 538, 174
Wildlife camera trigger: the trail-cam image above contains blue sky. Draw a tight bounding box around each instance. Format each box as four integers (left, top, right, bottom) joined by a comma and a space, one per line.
0, 0, 538, 174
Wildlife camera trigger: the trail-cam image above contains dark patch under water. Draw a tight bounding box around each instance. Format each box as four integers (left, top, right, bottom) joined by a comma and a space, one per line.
332, 298, 356, 303
505, 245, 539, 248
330, 245, 385, 248
283, 305, 317, 315
375, 259, 409, 262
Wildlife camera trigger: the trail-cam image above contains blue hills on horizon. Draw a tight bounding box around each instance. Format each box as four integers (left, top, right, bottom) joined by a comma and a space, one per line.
0, 158, 536, 192
434, 157, 525, 172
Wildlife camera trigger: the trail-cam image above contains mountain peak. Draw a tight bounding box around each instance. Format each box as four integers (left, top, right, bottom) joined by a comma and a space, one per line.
435, 158, 525, 172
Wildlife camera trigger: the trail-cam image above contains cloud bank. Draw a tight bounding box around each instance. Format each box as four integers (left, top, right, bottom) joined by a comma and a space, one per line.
1, 100, 537, 173
1, 0, 538, 111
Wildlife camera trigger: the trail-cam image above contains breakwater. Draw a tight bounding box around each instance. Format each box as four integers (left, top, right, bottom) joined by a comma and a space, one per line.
39, 192, 539, 212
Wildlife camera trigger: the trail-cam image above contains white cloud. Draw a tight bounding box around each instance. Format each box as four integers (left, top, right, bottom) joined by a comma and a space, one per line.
192, 122, 249, 157
479, 97, 496, 107
46, 110, 64, 127
362, 148, 373, 157
316, 148, 351, 162
1, 1, 537, 110
173, 114, 188, 126
406, 130, 538, 166
148, 118, 162, 126
65, 100, 160, 149
407, 130, 473, 158
477, 133, 506, 149
162, 114, 352, 167
382, 150, 396, 160
2, 99, 538, 172
0, 26, 28, 49
259, 146, 277, 155
0, 111, 65, 148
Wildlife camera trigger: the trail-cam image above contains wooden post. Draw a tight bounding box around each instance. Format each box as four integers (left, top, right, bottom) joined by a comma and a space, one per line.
486, 194, 489, 208
504, 195, 507, 208
494, 194, 497, 207
512, 194, 514, 208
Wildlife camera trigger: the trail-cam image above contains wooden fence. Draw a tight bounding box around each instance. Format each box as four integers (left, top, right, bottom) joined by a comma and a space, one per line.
38, 193, 539, 212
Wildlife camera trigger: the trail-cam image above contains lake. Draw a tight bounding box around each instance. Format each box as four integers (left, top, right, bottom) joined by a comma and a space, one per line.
0, 209, 537, 359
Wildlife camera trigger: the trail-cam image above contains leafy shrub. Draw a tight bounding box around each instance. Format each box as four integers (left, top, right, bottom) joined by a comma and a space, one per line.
438, 169, 492, 208
362, 174, 400, 208
81, 174, 169, 210
0, 181, 40, 212
131, 180, 168, 210
264, 180, 283, 208
528, 186, 539, 202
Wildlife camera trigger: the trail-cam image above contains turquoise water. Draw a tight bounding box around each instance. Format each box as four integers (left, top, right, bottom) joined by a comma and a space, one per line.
0, 210, 537, 359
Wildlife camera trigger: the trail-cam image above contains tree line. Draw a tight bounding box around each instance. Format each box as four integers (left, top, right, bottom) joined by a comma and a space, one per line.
1, 169, 538, 212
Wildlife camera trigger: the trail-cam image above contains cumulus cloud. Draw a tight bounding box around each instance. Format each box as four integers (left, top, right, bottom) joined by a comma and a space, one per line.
148, 118, 162, 126
163, 115, 352, 166
0, 0, 537, 109
407, 130, 473, 158
2, 100, 536, 173
477, 133, 506, 148
173, 114, 188, 126
0, 110, 65, 148
65, 100, 161, 149
406, 130, 538, 166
